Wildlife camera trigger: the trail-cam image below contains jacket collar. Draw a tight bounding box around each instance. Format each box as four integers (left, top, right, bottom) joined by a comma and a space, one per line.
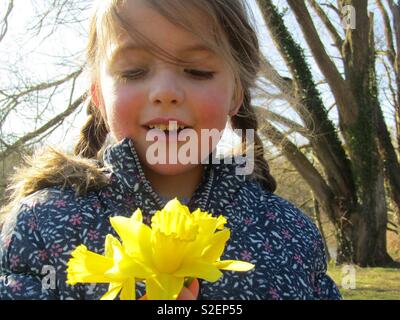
102, 137, 248, 213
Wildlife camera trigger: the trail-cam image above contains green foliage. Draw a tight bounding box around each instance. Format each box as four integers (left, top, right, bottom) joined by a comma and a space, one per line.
345, 112, 378, 195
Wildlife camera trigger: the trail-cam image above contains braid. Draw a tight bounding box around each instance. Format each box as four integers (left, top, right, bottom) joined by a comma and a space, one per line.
231, 89, 277, 193
74, 98, 109, 159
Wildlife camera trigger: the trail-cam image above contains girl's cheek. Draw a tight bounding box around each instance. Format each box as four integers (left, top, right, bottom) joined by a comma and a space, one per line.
114, 87, 145, 116
107, 88, 146, 138
196, 92, 231, 130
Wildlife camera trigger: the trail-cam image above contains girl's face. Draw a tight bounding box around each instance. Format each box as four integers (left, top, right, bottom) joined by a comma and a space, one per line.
93, 0, 241, 176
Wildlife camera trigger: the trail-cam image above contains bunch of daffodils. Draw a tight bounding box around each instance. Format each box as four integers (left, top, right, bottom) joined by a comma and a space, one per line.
66, 198, 254, 300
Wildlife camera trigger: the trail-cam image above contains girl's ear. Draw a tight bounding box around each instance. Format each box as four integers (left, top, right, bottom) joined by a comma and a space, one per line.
90, 83, 109, 125
229, 89, 244, 117
90, 83, 101, 108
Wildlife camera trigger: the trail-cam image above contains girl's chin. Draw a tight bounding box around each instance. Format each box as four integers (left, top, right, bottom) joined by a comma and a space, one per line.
144, 162, 202, 177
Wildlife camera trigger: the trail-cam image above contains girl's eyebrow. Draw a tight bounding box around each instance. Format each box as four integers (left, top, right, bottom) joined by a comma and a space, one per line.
109, 43, 215, 66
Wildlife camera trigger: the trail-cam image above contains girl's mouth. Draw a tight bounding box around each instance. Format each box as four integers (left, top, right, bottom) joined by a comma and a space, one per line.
142, 124, 192, 135
141, 124, 194, 142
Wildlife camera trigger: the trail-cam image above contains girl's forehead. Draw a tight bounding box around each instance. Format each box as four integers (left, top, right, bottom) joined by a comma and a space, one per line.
103, 22, 220, 67
107, 0, 217, 52
107, 40, 218, 66
96, 0, 234, 73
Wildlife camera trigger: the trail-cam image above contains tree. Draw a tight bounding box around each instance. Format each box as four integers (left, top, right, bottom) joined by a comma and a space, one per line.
256, 0, 399, 266
0, 1, 90, 161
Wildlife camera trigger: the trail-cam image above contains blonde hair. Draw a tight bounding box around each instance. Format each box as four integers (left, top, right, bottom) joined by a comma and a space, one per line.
1, 0, 276, 221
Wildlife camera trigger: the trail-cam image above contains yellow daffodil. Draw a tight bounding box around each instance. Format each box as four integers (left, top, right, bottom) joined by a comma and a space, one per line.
66, 198, 255, 300
66, 233, 141, 300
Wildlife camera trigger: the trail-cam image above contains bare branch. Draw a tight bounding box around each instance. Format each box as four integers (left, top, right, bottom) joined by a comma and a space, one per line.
376, 0, 396, 67
286, 0, 358, 123
0, 93, 86, 161
0, 0, 14, 42
320, 2, 341, 19
255, 106, 308, 136
387, 0, 400, 74
308, 0, 344, 52
12, 69, 82, 98
260, 120, 338, 222
381, 58, 398, 111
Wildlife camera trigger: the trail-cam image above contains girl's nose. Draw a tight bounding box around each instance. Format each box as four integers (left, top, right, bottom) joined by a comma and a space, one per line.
149, 70, 184, 106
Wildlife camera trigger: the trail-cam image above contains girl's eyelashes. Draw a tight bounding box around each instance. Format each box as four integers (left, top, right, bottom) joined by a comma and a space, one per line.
118, 68, 216, 81
184, 69, 216, 80
120, 69, 147, 80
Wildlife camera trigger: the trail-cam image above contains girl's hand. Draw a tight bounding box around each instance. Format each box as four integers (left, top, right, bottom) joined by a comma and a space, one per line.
177, 278, 199, 300
139, 278, 199, 300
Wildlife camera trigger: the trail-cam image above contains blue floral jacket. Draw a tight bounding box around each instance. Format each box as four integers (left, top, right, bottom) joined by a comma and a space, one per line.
0, 138, 341, 300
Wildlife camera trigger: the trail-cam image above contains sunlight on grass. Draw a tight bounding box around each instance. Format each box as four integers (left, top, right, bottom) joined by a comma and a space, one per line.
327, 263, 400, 300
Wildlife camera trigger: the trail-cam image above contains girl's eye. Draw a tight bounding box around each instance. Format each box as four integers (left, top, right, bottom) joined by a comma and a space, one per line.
118, 68, 215, 81
185, 69, 215, 80
120, 69, 147, 80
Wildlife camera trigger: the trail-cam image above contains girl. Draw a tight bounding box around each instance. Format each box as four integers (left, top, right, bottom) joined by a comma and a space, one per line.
0, 0, 341, 300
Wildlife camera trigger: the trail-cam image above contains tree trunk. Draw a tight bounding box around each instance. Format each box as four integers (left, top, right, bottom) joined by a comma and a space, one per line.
338, 7, 393, 266
376, 104, 400, 227
312, 193, 331, 262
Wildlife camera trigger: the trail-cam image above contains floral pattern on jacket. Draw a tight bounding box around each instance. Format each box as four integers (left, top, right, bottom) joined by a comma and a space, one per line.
0, 137, 341, 300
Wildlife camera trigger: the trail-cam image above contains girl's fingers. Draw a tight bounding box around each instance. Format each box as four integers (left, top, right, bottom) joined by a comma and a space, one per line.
138, 278, 200, 300
178, 278, 199, 300
188, 278, 200, 298
177, 287, 196, 300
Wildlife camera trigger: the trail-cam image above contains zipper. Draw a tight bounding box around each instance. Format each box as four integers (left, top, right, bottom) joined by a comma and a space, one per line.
128, 139, 165, 210
128, 139, 215, 212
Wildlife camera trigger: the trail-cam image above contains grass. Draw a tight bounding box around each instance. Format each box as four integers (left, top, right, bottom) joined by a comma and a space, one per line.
327, 263, 400, 300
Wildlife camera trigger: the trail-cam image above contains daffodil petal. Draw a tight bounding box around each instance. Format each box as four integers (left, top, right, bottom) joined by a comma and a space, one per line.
107, 256, 154, 280
105, 244, 153, 281
109, 214, 154, 270
110, 215, 152, 256
194, 216, 218, 238
216, 215, 227, 230
120, 278, 136, 300
174, 260, 223, 282
104, 234, 115, 258
122, 223, 153, 270
146, 274, 184, 300
66, 245, 113, 285
131, 208, 143, 222
201, 229, 230, 262
164, 198, 192, 216
214, 260, 255, 271
109, 216, 133, 242
133, 223, 153, 265
100, 282, 122, 300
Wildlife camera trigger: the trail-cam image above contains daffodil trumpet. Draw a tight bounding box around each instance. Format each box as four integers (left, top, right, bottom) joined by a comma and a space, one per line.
66, 198, 255, 300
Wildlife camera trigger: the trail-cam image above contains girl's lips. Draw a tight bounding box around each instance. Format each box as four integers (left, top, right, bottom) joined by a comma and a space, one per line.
142, 118, 192, 128
141, 125, 190, 132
